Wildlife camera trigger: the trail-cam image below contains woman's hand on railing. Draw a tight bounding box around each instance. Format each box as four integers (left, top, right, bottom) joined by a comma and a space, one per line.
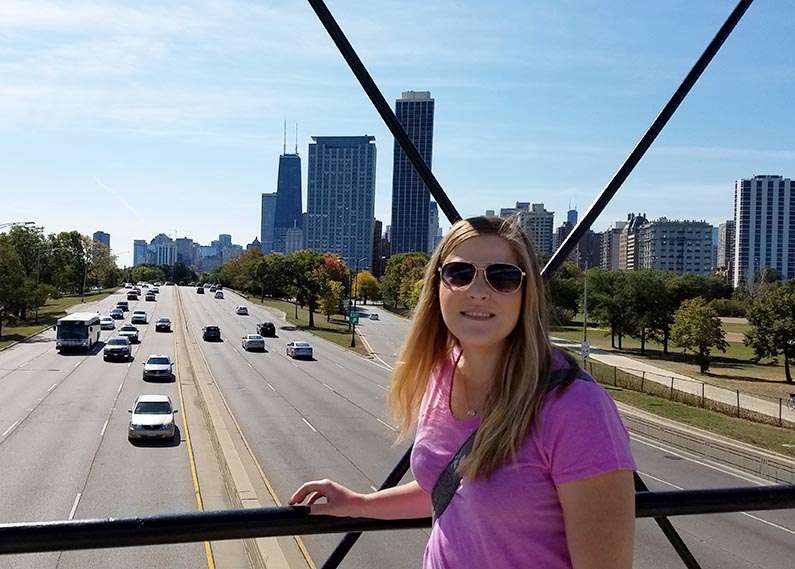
289, 479, 366, 517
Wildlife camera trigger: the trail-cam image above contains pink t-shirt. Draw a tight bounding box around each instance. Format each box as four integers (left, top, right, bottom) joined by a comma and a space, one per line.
411, 347, 636, 569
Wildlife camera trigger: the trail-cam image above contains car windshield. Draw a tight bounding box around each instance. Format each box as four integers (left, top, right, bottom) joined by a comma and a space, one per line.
158, 319, 170, 323
248, 335, 263, 340
120, 326, 136, 332
147, 357, 170, 365
206, 327, 218, 331
295, 343, 310, 348
108, 338, 128, 345
134, 402, 172, 414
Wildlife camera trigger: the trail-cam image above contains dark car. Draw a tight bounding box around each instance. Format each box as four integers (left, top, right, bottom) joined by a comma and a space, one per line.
155, 318, 171, 332
145, 293, 156, 301
127, 292, 139, 301
202, 326, 221, 341
196, 287, 205, 294
256, 322, 276, 337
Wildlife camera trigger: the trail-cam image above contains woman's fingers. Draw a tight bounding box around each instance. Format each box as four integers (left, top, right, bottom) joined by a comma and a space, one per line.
289, 480, 333, 505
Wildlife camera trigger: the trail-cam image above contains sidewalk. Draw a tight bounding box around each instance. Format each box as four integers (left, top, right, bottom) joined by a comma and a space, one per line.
552, 338, 795, 427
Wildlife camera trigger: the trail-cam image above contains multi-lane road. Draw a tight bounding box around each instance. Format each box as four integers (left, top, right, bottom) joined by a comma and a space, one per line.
0, 287, 792, 568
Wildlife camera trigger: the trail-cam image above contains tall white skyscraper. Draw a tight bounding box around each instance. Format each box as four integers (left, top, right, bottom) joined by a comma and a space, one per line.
733, 175, 794, 287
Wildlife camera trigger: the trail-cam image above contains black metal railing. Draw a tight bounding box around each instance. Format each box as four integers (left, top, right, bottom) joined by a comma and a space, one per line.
1, 485, 793, 555
5, 1, 786, 568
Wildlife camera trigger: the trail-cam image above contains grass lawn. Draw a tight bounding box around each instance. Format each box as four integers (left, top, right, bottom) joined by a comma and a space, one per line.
551, 322, 795, 401
606, 386, 795, 459
0, 289, 116, 350
248, 297, 370, 356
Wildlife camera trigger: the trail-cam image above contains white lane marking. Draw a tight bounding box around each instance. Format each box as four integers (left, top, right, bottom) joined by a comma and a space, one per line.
100, 419, 109, 437
638, 470, 795, 535
375, 417, 397, 432
231, 346, 239, 354
369, 485, 378, 492
19, 361, 27, 368
741, 512, 795, 535
68, 493, 82, 520
117, 383, 123, 394
48, 383, 57, 392
374, 384, 387, 392
73, 362, 80, 368
247, 362, 253, 368
127, 361, 132, 368
2, 420, 20, 437
266, 383, 275, 392
322, 383, 334, 391
301, 418, 317, 433
629, 432, 768, 486
334, 362, 344, 368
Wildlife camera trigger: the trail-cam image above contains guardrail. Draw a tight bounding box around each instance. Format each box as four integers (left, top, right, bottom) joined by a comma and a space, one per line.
1, 485, 793, 555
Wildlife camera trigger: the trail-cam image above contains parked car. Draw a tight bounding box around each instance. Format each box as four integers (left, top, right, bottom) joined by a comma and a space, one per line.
100, 317, 116, 330
202, 326, 221, 341
235, 305, 248, 315
155, 317, 172, 332
286, 341, 313, 359
109, 308, 124, 320
196, 287, 205, 294
118, 324, 140, 343
145, 293, 156, 301
256, 322, 276, 337
369, 313, 380, 320
131, 311, 148, 324
214, 291, 224, 299
241, 334, 266, 351
116, 301, 129, 312
103, 337, 131, 360
128, 395, 177, 441
142, 354, 174, 381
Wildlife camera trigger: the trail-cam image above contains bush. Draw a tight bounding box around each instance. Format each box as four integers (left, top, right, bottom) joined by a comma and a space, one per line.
710, 298, 747, 317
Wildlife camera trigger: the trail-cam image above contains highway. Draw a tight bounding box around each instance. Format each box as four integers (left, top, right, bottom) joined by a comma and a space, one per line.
0, 287, 791, 568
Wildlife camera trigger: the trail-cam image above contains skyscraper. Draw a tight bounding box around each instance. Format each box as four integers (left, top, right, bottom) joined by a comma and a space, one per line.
133, 240, 149, 266
306, 136, 376, 270
566, 207, 578, 226
390, 91, 435, 255
717, 220, 735, 270
733, 175, 794, 287
92, 231, 110, 251
274, 141, 302, 253
260, 192, 277, 253
517, 203, 554, 257
428, 201, 439, 255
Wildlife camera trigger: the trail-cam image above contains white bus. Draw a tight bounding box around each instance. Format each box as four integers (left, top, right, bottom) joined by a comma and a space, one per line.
55, 312, 102, 352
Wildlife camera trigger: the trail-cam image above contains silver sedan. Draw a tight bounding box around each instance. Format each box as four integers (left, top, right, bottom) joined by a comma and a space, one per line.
241, 334, 265, 351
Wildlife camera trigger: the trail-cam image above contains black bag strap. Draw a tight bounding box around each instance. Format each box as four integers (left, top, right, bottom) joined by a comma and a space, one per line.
430, 356, 582, 524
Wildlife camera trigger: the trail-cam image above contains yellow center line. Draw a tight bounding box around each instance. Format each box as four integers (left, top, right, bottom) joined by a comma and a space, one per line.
174, 289, 216, 569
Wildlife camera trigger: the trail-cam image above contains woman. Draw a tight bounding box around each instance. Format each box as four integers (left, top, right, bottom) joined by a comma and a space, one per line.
290, 216, 636, 568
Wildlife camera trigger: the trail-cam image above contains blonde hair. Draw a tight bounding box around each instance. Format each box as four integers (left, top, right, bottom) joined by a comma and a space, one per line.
388, 215, 553, 479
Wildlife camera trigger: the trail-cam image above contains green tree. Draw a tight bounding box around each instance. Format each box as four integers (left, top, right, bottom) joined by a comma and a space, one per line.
398, 266, 425, 310
587, 268, 633, 349
548, 261, 581, 325
671, 297, 728, 373
319, 280, 345, 322
744, 281, 795, 383
626, 270, 670, 355
287, 250, 325, 328
131, 265, 163, 284
381, 253, 428, 308
0, 237, 25, 338
354, 271, 380, 304
406, 279, 424, 310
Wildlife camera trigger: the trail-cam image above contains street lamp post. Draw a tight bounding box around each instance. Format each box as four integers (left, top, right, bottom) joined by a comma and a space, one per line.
349, 257, 368, 348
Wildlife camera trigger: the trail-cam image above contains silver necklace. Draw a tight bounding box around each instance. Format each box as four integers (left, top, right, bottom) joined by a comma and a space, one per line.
458, 365, 478, 417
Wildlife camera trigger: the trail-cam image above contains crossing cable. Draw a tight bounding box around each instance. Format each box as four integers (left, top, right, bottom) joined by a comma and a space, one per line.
307, 1, 755, 567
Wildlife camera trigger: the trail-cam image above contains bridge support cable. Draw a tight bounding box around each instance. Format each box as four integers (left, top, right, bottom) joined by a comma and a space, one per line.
306, 0, 755, 567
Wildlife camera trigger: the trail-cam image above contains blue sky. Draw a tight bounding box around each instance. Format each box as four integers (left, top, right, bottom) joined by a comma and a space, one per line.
2, 0, 793, 267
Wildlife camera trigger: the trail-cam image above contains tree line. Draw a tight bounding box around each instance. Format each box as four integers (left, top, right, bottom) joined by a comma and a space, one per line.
206, 249, 380, 328
0, 225, 123, 336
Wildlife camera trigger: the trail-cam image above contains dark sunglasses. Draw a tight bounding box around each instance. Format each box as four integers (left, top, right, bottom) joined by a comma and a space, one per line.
438, 261, 526, 294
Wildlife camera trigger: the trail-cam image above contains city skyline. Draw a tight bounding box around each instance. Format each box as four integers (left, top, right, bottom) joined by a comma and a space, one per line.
3, 2, 794, 267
